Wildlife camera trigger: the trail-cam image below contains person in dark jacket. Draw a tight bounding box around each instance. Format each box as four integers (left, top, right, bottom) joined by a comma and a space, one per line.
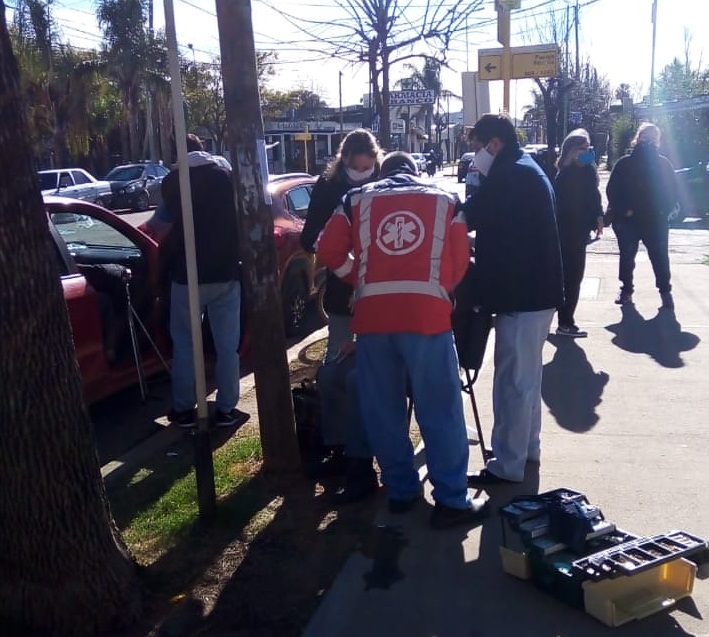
553, 128, 604, 337
146, 134, 249, 429
462, 114, 563, 485
300, 129, 382, 493
606, 122, 678, 309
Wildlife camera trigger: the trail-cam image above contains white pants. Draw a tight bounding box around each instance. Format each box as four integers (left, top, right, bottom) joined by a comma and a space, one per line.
487, 309, 554, 482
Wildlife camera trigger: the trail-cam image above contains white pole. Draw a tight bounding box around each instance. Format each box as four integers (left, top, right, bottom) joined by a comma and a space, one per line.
163, 0, 209, 426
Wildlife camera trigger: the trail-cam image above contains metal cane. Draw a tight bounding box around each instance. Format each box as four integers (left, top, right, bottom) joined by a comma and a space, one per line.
122, 268, 148, 401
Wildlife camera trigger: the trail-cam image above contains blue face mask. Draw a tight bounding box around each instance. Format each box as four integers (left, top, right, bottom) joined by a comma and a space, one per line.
578, 149, 596, 166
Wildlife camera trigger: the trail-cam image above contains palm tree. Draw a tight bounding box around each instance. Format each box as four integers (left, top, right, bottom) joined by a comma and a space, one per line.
97, 0, 151, 161
402, 58, 442, 143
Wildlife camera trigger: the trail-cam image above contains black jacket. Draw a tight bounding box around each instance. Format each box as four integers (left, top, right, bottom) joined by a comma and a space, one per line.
606, 143, 677, 227
462, 146, 563, 314
301, 169, 371, 316
161, 155, 241, 285
554, 164, 603, 246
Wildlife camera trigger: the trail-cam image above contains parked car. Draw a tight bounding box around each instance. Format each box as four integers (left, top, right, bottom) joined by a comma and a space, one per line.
104, 161, 170, 212
672, 160, 709, 223
457, 152, 475, 182
409, 153, 427, 175
39, 168, 113, 207
48, 196, 168, 404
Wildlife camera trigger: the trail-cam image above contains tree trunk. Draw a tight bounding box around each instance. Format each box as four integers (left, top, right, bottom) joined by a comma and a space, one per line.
0, 9, 141, 635
380, 50, 392, 151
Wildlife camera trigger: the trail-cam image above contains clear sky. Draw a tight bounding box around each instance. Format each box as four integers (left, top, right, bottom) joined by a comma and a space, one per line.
6, 0, 709, 118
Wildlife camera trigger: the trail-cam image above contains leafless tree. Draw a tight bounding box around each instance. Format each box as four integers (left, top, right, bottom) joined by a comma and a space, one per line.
259, 0, 484, 149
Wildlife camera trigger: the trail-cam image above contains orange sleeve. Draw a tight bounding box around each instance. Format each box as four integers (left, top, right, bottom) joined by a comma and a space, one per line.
316, 206, 355, 286
449, 209, 471, 288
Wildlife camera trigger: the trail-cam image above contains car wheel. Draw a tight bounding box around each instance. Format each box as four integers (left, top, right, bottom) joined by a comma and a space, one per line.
133, 191, 150, 212
282, 274, 308, 337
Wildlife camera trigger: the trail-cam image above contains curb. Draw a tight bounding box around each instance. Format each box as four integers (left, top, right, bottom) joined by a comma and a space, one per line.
101, 326, 329, 484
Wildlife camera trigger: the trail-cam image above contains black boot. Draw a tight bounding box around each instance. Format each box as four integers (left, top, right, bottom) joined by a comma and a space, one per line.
332, 457, 379, 505
303, 445, 346, 480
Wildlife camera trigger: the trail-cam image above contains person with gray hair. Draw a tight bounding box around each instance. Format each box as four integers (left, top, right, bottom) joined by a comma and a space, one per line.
606, 122, 678, 309
553, 128, 604, 337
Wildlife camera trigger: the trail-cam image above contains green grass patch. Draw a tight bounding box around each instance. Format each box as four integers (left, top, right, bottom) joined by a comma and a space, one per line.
110, 432, 263, 560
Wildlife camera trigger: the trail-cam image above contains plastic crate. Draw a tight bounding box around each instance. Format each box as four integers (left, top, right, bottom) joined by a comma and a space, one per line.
500, 546, 531, 580
583, 558, 696, 627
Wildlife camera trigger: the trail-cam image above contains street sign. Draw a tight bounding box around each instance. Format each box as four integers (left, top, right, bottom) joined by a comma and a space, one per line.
478, 49, 502, 81
389, 89, 435, 106
293, 133, 312, 141
478, 44, 559, 81
511, 44, 559, 79
391, 118, 405, 134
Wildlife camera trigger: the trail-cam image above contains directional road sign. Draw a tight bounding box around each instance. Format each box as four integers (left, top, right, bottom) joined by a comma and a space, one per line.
293, 133, 312, 141
478, 44, 559, 82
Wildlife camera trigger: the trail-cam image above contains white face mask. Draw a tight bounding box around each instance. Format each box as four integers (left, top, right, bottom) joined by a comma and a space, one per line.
472, 147, 494, 177
345, 166, 375, 182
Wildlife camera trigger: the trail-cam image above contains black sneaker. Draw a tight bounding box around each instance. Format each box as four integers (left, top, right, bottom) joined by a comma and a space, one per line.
167, 408, 196, 429
214, 408, 250, 429
556, 325, 588, 338
615, 290, 633, 305
388, 494, 422, 514
430, 498, 490, 530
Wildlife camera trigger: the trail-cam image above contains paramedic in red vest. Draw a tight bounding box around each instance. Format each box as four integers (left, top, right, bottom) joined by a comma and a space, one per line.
317, 152, 490, 530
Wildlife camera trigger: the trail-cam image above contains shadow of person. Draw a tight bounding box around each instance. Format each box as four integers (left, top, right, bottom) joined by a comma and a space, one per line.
605, 304, 700, 369
542, 335, 609, 433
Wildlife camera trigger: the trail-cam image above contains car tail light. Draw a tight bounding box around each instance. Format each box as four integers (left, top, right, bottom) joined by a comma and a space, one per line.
272, 225, 286, 248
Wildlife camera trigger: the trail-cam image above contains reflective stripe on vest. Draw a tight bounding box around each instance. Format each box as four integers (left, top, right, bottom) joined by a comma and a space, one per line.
351, 185, 455, 302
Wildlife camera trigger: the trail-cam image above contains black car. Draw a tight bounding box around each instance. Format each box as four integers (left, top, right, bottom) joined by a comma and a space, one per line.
672, 160, 709, 223
105, 162, 170, 212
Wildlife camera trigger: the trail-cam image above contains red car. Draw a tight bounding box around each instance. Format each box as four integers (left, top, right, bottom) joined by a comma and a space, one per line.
50, 173, 319, 404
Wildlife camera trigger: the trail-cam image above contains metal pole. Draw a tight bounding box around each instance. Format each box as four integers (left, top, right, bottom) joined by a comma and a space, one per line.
163, 0, 216, 519
650, 0, 658, 106
575, 0, 580, 81
498, 6, 512, 113
338, 71, 344, 135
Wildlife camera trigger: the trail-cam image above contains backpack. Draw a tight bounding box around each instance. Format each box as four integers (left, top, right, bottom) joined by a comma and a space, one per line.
291, 380, 325, 461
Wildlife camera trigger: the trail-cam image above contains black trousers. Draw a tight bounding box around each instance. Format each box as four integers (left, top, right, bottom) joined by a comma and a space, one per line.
558, 239, 587, 327
613, 219, 671, 294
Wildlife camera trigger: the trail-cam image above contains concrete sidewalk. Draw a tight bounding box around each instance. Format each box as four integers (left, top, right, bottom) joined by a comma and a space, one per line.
304, 246, 709, 636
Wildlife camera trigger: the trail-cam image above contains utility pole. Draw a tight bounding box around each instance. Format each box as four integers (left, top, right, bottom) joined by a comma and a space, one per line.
650, 0, 658, 106
215, 0, 300, 472
497, 2, 512, 113
339, 71, 344, 136
146, 0, 157, 160
574, 0, 580, 81
563, 3, 570, 139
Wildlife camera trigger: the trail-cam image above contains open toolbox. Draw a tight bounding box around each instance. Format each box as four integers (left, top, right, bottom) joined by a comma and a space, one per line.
498, 489, 707, 627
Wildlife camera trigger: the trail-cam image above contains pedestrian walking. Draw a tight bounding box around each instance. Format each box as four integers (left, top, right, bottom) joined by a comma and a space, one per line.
318, 151, 489, 529
147, 134, 249, 429
553, 129, 604, 337
301, 129, 382, 476
606, 122, 678, 309
462, 114, 563, 485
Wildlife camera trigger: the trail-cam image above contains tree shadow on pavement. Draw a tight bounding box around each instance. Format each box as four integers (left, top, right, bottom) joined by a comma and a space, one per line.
605, 304, 700, 368
542, 335, 610, 433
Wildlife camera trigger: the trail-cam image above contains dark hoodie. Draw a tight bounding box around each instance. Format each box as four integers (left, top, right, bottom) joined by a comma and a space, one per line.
554, 164, 603, 245
301, 166, 378, 316
606, 142, 678, 227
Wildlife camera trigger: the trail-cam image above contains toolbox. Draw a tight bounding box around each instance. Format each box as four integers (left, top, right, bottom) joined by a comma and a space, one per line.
498, 489, 707, 627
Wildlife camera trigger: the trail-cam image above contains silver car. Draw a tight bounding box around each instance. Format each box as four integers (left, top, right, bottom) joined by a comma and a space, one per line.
38, 168, 113, 207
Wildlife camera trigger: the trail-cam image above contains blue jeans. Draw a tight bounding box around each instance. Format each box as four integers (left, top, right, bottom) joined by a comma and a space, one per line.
487, 309, 554, 482
325, 314, 353, 363
316, 355, 372, 458
170, 280, 241, 412
357, 332, 470, 509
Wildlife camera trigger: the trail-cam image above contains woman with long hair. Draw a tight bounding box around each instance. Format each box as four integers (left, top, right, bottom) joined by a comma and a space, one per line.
553, 128, 604, 337
606, 122, 678, 309
300, 129, 382, 495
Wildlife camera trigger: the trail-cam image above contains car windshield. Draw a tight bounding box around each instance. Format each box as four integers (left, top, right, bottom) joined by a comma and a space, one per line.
106, 165, 144, 181
38, 173, 58, 190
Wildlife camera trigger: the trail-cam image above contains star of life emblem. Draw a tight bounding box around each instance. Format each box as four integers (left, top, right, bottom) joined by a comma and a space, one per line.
375, 211, 425, 256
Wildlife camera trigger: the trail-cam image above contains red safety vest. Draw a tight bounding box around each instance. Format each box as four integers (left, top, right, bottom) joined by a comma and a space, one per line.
318, 179, 470, 335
